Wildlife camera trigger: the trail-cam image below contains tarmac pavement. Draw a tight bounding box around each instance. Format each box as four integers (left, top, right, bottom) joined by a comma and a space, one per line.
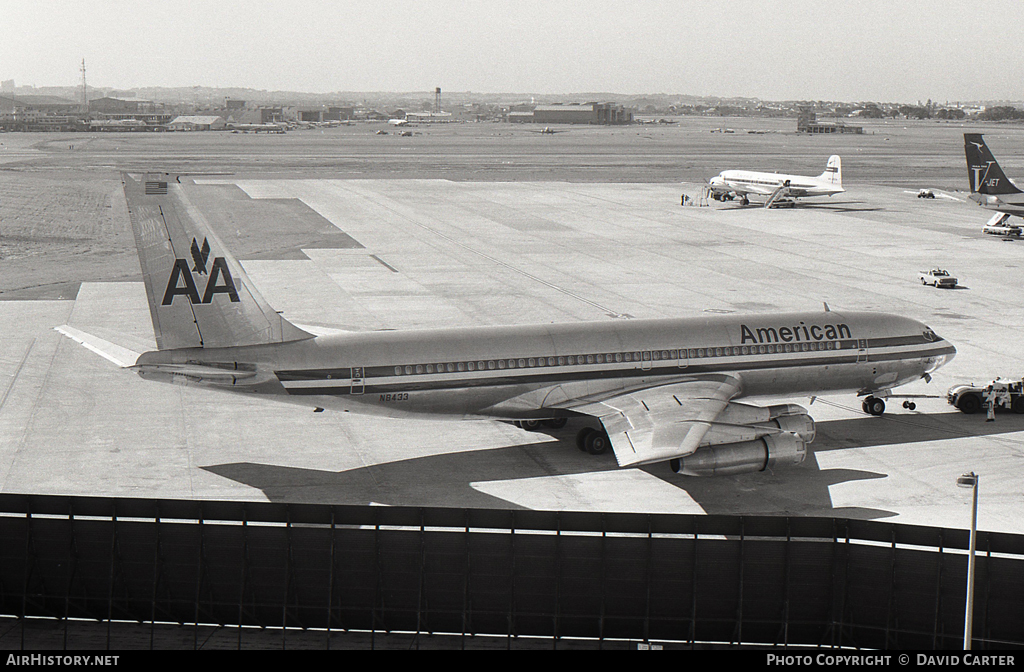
2, 142, 1024, 533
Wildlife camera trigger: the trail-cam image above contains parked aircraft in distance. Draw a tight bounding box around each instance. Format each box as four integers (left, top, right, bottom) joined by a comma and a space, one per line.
388, 119, 410, 126
964, 134, 1024, 232
708, 156, 844, 208
227, 123, 285, 134
58, 174, 955, 477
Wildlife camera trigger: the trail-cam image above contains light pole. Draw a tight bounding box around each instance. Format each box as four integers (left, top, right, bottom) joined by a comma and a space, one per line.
956, 471, 979, 650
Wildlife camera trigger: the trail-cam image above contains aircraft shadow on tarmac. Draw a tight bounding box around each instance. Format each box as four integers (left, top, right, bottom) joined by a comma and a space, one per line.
203, 411, 1024, 519
723, 201, 883, 213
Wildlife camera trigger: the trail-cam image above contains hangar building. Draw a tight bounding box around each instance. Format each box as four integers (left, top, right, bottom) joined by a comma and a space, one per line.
166, 115, 227, 131
513, 102, 634, 125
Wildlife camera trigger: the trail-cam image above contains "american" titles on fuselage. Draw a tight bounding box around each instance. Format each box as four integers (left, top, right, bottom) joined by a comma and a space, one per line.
740, 322, 851, 344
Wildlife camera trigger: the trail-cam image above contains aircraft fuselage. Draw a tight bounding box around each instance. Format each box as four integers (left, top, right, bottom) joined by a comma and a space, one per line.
969, 191, 1024, 217
709, 170, 844, 199
134, 310, 954, 421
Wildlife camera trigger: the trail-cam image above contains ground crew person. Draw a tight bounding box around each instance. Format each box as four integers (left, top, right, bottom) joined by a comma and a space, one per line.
984, 384, 997, 422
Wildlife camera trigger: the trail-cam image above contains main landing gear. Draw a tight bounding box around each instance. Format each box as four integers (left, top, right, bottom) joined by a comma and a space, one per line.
514, 418, 568, 431
575, 427, 610, 455
861, 395, 886, 416
513, 418, 610, 456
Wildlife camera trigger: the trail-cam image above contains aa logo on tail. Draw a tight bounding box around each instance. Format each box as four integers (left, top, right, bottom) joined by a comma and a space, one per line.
190, 237, 211, 274
162, 237, 241, 305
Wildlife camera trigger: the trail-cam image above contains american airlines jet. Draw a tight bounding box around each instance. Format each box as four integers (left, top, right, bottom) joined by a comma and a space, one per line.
58, 174, 955, 477
708, 156, 844, 208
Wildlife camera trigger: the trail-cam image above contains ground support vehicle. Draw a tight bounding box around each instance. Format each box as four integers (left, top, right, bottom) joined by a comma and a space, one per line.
919, 269, 957, 288
948, 379, 1024, 414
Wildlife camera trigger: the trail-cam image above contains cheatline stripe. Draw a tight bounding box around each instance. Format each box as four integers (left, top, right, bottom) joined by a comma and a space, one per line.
274, 336, 945, 382
276, 343, 865, 382
277, 344, 954, 396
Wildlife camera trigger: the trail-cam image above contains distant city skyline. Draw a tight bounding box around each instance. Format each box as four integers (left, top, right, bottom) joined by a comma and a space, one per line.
3, 0, 1022, 103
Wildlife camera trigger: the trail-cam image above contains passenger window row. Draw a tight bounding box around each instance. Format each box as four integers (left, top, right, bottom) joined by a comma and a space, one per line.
391, 340, 848, 376
689, 340, 844, 358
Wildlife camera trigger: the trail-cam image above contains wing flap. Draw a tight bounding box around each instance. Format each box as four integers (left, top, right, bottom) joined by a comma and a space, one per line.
573, 375, 743, 467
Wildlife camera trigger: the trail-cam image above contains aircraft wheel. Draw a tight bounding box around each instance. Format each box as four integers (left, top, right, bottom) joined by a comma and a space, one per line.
576, 428, 595, 452
584, 430, 610, 455
1013, 397, 1024, 414
542, 417, 568, 429
864, 396, 885, 416
519, 419, 543, 431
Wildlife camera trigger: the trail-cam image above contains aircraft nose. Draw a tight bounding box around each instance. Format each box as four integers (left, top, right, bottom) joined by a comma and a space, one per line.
926, 337, 956, 374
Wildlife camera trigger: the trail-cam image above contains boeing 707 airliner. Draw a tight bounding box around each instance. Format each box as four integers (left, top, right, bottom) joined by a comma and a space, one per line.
58, 174, 955, 477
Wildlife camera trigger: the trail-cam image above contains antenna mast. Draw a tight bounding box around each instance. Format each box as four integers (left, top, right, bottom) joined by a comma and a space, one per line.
80, 59, 87, 110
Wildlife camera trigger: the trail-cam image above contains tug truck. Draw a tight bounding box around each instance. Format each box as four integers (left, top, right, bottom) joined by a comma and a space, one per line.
948, 378, 1024, 414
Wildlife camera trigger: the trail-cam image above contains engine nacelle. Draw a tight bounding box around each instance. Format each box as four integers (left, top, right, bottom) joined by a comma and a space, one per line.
669, 433, 807, 477
700, 409, 815, 447
716, 402, 808, 426
758, 413, 816, 443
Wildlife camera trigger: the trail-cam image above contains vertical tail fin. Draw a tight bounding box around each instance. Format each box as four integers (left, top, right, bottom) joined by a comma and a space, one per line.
818, 155, 841, 185
123, 173, 313, 350
964, 134, 1022, 195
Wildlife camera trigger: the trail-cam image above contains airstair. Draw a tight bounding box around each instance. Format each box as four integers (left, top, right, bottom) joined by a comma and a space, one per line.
764, 183, 791, 209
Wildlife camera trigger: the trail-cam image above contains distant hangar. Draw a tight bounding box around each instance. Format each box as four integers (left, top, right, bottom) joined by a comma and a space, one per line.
510, 102, 633, 125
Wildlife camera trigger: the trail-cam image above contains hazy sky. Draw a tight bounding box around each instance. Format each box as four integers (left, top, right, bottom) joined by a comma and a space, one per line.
4, 0, 1022, 102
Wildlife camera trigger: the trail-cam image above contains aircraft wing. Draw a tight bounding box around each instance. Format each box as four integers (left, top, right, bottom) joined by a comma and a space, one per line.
571, 374, 743, 467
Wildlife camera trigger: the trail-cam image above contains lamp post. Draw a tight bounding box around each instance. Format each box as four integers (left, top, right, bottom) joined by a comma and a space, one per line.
956, 472, 979, 650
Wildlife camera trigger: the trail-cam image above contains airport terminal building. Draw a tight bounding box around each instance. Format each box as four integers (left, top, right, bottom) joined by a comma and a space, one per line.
797, 106, 863, 134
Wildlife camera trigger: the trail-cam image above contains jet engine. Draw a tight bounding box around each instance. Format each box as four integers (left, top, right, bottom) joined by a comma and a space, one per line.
668, 432, 807, 477
699, 403, 815, 447
666, 402, 813, 476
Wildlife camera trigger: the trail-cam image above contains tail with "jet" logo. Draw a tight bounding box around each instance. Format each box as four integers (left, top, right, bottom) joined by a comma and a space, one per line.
964, 134, 1023, 196
123, 173, 313, 350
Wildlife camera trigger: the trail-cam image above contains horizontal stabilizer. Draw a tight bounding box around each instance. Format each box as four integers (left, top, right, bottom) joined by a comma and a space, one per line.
54, 325, 141, 368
